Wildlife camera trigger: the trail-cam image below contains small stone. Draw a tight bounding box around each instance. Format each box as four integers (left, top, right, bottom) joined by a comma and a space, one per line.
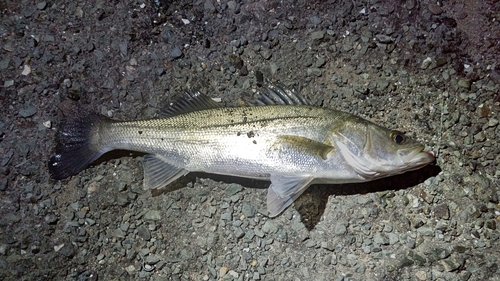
433, 203, 450, 220
242, 203, 255, 217
415, 270, 427, 280
306, 68, 322, 77
262, 220, 277, 234
144, 210, 161, 221
219, 266, 229, 277
0, 57, 10, 70
21, 65, 31, 75
428, 2, 443, 15
486, 118, 499, 128
4, 80, 14, 88
234, 227, 245, 239
136, 225, 151, 241
375, 34, 393, 43
58, 244, 75, 257
37, 1, 47, 10
458, 78, 471, 89
204, 0, 216, 13
260, 50, 272, 60
45, 214, 58, 224
221, 212, 232, 221
374, 233, 389, 245
311, 31, 325, 40
75, 7, 83, 18
387, 233, 399, 245
416, 226, 434, 236
334, 222, 347, 235
170, 47, 183, 59
225, 184, 243, 196
421, 57, 435, 69
440, 256, 464, 272
19, 105, 37, 118
145, 254, 160, 265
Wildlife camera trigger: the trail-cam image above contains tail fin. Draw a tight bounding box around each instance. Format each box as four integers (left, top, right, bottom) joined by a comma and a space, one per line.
48, 100, 109, 180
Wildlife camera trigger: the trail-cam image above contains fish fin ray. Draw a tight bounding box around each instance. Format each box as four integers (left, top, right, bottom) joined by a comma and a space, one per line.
142, 154, 187, 189
158, 89, 222, 118
277, 135, 335, 160
48, 100, 110, 180
255, 80, 312, 106
267, 175, 315, 217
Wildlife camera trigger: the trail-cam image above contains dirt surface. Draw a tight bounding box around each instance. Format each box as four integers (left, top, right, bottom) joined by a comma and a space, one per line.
1, 0, 499, 280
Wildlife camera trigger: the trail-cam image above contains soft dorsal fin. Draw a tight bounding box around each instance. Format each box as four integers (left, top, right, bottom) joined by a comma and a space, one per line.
254, 81, 312, 106
158, 89, 222, 118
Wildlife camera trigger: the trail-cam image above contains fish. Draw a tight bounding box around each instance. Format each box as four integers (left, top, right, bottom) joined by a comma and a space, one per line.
48, 81, 435, 217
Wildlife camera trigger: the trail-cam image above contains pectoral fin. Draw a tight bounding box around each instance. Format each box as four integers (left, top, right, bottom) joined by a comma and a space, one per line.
142, 154, 188, 190
267, 175, 315, 217
276, 135, 335, 160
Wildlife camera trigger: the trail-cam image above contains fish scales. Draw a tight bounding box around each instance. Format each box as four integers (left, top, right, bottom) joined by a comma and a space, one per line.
100, 106, 348, 178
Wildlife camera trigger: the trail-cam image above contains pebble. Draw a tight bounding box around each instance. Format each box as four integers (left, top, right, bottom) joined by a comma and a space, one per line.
21, 65, 31, 75
428, 2, 443, 15
144, 210, 161, 221
170, 47, 183, 59
225, 184, 243, 196
458, 78, 471, 89
433, 203, 450, 220
415, 270, 427, 280
311, 31, 325, 40
136, 225, 151, 241
18, 105, 37, 118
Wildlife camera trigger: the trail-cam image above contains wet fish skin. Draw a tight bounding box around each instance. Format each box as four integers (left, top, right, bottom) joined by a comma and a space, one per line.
49, 84, 435, 217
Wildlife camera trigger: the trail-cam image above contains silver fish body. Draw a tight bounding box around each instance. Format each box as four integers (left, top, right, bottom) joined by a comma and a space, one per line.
49, 84, 435, 217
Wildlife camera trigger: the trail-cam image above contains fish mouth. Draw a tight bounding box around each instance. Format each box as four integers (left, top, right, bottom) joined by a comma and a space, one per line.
399, 145, 436, 170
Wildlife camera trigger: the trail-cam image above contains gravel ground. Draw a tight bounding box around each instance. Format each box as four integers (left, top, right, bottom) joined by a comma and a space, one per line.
1, 0, 499, 280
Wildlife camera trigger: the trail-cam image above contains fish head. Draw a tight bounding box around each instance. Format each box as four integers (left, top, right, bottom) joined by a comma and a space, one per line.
333, 118, 435, 180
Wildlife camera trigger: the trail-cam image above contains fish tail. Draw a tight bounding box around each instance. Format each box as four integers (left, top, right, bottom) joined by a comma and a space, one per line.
48, 100, 110, 180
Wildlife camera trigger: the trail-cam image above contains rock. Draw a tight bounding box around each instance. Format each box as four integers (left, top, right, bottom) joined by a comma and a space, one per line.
428, 2, 443, 15
204, 0, 216, 13
170, 47, 183, 59
376, 34, 393, 43
311, 31, 325, 40
19, 105, 37, 117
417, 226, 434, 236
262, 220, 277, 234
136, 225, 151, 241
374, 233, 389, 245
225, 184, 243, 196
433, 203, 450, 220
415, 270, 427, 280
440, 256, 464, 272
334, 222, 348, 235
387, 233, 399, 245
458, 78, 471, 89
145, 254, 160, 265
37, 1, 47, 10
144, 210, 161, 221
21, 65, 31, 75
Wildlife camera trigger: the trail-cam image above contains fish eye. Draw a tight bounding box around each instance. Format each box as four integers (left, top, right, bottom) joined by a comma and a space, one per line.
390, 130, 406, 144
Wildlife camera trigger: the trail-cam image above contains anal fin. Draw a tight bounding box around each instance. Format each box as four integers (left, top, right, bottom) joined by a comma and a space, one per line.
142, 154, 187, 190
267, 175, 315, 217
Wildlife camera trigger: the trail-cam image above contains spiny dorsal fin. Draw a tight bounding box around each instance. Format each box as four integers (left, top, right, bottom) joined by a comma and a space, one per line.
254, 80, 312, 106
158, 89, 222, 118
